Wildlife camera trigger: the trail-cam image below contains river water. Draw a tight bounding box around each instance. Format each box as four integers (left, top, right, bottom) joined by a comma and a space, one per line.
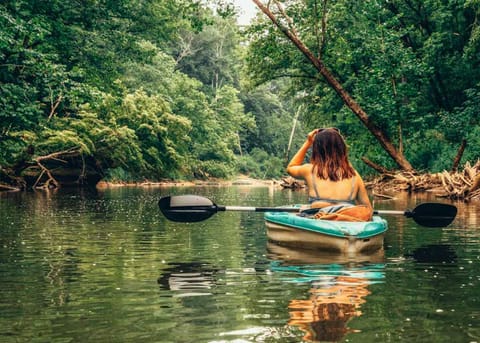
0, 186, 479, 342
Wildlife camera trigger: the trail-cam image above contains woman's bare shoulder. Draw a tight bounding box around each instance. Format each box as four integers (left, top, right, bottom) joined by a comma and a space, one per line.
287, 163, 313, 178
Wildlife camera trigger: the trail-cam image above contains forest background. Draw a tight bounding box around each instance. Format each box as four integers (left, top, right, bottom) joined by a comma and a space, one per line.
0, 0, 479, 189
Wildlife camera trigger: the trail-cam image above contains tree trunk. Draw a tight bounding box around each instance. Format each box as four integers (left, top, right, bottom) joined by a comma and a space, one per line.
286, 105, 301, 163
252, 0, 415, 172
451, 139, 467, 172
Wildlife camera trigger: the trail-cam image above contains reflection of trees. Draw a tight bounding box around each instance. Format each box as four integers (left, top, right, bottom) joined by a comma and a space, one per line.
288, 275, 371, 342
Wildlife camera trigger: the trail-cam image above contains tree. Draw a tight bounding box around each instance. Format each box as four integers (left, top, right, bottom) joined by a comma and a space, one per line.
175, 16, 242, 93
0, 0, 226, 186
251, 0, 414, 170
247, 0, 480, 172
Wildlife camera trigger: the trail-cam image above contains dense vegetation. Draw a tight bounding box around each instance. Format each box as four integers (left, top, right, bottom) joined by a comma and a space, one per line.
0, 0, 479, 188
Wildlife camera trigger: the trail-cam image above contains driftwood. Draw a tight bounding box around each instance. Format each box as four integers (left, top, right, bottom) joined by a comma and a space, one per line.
0, 166, 28, 190
279, 160, 480, 201
366, 160, 480, 201
372, 192, 395, 200
280, 176, 305, 189
470, 174, 480, 193
0, 183, 20, 192
31, 148, 81, 189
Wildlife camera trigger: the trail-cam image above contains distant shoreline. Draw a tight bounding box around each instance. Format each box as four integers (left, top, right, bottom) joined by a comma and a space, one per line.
95, 177, 282, 189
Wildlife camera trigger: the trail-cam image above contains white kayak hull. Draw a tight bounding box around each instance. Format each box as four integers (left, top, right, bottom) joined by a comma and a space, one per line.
264, 212, 388, 254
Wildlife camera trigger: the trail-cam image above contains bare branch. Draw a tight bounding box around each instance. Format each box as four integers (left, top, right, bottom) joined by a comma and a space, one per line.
175, 34, 199, 64
48, 93, 63, 120
33, 147, 81, 189
272, 0, 299, 37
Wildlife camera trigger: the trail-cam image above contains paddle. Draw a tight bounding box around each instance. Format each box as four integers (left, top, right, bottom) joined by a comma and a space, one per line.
372, 203, 457, 228
158, 195, 457, 228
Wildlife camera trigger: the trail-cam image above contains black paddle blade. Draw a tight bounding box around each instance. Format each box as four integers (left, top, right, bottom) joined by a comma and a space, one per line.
409, 203, 457, 228
159, 195, 218, 222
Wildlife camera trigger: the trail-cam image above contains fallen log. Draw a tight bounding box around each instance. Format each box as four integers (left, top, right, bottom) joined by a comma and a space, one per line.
280, 176, 305, 189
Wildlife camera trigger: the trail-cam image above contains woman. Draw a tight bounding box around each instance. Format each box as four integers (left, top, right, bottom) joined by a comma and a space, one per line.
286, 128, 372, 221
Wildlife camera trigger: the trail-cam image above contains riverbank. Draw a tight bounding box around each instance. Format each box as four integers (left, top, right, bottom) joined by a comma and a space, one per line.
2, 163, 479, 202
95, 177, 281, 189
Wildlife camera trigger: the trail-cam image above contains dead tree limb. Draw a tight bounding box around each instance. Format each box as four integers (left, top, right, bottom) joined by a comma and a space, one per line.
451, 139, 467, 172
0, 183, 20, 191
286, 105, 301, 163
469, 174, 480, 193
361, 157, 390, 174
33, 147, 81, 189
48, 94, 63, 120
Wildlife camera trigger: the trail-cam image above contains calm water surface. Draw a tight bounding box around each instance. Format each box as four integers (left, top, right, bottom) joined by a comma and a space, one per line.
0, 186, 479, 343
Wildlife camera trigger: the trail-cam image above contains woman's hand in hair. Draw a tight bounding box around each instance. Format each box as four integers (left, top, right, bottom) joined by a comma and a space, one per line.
306, 129, 319, 147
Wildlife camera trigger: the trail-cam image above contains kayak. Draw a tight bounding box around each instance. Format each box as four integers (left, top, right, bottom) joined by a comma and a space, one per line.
264, 210, 388, 254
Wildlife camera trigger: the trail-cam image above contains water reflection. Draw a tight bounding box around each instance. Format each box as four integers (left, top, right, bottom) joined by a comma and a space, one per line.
268, 243, 385, 342
267, 242, 385, 265
157, 262, 217, 297
407, 244, 457, 264
288, 277, 367, 342
1, 187, 479, 342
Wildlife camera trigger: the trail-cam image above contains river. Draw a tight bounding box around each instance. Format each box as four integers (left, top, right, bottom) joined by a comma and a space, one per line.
0, 186, 479, 342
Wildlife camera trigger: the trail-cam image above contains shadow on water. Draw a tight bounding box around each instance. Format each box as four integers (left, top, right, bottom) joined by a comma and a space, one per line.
406, 244, 457, 264
267, 243, 385, 342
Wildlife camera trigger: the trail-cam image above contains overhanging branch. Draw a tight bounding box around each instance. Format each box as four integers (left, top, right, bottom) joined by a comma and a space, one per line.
251, 0, 415, 172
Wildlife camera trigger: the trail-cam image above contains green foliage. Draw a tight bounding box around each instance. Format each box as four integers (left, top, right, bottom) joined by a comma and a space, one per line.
245, 0, 480, 173
240, 82, 306, 157
192, 160, 235, 179
448, 83, 480, 164
175, 16, 242, 92
103, 167, 134, 183
0, 0, 267, 183
236, 148, 285, 179
92, 89, 193, 178
2, 0, 478, 186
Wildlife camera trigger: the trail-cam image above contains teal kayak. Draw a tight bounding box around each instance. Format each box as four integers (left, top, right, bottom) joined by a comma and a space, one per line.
264, 210, 388, 254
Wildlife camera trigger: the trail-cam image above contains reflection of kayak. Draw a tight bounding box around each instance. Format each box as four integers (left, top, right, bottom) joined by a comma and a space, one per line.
267, 241, 385, 265
264, 211, 388, 254
267, 247, 385, 343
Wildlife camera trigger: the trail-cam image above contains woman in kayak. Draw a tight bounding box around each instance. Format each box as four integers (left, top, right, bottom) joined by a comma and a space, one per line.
286, 128, 373, 221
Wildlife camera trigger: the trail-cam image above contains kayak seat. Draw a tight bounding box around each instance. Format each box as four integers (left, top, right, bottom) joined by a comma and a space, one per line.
300, 204, 372, 222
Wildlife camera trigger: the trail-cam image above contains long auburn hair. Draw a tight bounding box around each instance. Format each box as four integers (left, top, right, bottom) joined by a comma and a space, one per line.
311, 128, 355, 181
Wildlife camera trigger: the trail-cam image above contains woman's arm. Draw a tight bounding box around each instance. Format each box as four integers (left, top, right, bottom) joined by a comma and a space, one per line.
286, 129, 318, 178
355, 173, 373, 209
